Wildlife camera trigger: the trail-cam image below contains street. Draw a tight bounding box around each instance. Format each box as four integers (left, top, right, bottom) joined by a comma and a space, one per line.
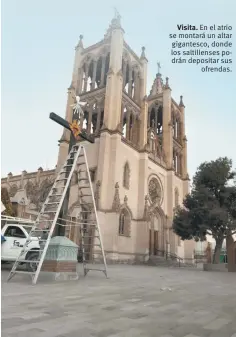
1, 264, 236, 337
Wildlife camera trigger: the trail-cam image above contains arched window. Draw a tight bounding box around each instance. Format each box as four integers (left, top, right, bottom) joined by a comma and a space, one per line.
123, 162, 130, 189
118, 208, 131, 237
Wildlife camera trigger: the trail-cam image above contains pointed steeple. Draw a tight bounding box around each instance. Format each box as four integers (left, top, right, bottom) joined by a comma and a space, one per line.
149, 62, 164, 96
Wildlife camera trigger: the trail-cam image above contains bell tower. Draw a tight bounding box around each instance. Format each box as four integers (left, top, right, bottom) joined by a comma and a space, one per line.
55, 14, 192, 262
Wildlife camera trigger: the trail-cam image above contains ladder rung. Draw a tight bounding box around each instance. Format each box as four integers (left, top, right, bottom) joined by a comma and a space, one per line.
80, 203, 94, 205
78, 178, 88, 181
78, 186, 90, 189
11, 270, 36, 275
49, 194, 63, 197
77, 219, 96, 225
80, 194, 92, 197
47, 202, 60, 205
44, 211, 56, 213
85, 268, 106, 272
24, 247, 47, 249
82, 236, 100, 238
64, 164, 73, 167
56, 178, 68, 182
17, 259, 40, 263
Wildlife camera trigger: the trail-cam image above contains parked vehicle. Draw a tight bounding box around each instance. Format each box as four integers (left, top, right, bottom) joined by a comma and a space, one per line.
1, 221, 40, 271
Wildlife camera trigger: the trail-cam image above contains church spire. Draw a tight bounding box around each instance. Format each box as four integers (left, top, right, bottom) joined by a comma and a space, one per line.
149, 62, 163, 96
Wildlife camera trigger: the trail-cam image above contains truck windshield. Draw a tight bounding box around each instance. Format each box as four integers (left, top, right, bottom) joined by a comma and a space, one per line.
22, 225, 34, 234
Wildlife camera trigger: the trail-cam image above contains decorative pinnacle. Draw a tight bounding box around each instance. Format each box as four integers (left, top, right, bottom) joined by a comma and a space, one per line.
157, 61, 161, 74
140, 46, 146, 59
179, 95, 185, 107
164, 77, 170, 89
76, 34, 84, 49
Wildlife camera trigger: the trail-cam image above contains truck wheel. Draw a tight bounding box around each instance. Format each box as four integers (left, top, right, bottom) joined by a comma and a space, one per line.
26, 252, 39, 272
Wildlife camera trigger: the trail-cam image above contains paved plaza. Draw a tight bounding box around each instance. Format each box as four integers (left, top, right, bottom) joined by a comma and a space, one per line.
1, 264, 236, 337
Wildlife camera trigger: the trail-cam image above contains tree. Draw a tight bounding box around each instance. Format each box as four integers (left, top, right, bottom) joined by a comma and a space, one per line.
173, 157, 236, 263
1, 187, 16, 217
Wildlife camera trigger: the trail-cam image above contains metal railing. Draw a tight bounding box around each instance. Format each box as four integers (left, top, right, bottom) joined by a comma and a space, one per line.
194, 249, 228, 264
154, 249, 184, 267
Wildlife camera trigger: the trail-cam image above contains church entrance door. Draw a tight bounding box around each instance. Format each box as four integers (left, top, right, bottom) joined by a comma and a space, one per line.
154, 230, 158, 255
149, 229, 159, 255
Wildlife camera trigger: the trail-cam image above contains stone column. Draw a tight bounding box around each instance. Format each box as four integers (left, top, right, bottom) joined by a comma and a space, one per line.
103, 18, 124, 130
56, 85, 75, 173
173, 151, 176, 171
148, 110, 150, 128
133, 71, 140, 103
83, 64, 89, 93
150, 218, 154, 255
71, 35, 84, 89
91, 60, 97, 90
100, 55, 106, 87
76, 68, 83, 95
95, 104, 102, 135
87, 105, 93, 135
154, 106, 158, 131
179, 96, 188, 179
139, 97, 148, 148
119, 104, 124, 133
162, 78, 173, 169
122, 62, 127, 88
126, 110, 131, 140
128, 67, 133, 96
138, 47, 148, 149
80, 107, 85, 129
182, 138, 188, 178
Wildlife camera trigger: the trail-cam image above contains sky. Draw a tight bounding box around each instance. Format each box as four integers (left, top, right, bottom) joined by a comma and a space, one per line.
1, 0, 236, 179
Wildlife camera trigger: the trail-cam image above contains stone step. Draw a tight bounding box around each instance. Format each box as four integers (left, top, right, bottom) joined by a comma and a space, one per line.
148, 256, 196, 268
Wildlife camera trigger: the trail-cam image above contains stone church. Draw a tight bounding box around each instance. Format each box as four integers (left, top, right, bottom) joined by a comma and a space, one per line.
1, 14, 194, 262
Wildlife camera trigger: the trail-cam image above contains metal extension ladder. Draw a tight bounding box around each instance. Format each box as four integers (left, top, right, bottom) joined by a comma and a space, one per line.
7, 144, 107, 284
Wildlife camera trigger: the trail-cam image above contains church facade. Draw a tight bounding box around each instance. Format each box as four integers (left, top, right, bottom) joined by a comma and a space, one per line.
1, 15, 194, 262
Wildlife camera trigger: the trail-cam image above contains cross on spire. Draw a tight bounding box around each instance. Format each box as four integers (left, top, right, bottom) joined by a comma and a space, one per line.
157, 62, 161, 74
114, 7, 121, 20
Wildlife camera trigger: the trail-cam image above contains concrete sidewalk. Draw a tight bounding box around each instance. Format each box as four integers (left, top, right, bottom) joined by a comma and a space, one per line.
1, 264, 236, 337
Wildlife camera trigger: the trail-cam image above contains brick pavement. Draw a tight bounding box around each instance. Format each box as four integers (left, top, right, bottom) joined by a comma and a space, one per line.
1, 264, 236, 337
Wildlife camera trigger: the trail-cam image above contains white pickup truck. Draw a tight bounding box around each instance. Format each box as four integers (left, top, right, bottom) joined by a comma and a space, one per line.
1, 223, 40, 271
